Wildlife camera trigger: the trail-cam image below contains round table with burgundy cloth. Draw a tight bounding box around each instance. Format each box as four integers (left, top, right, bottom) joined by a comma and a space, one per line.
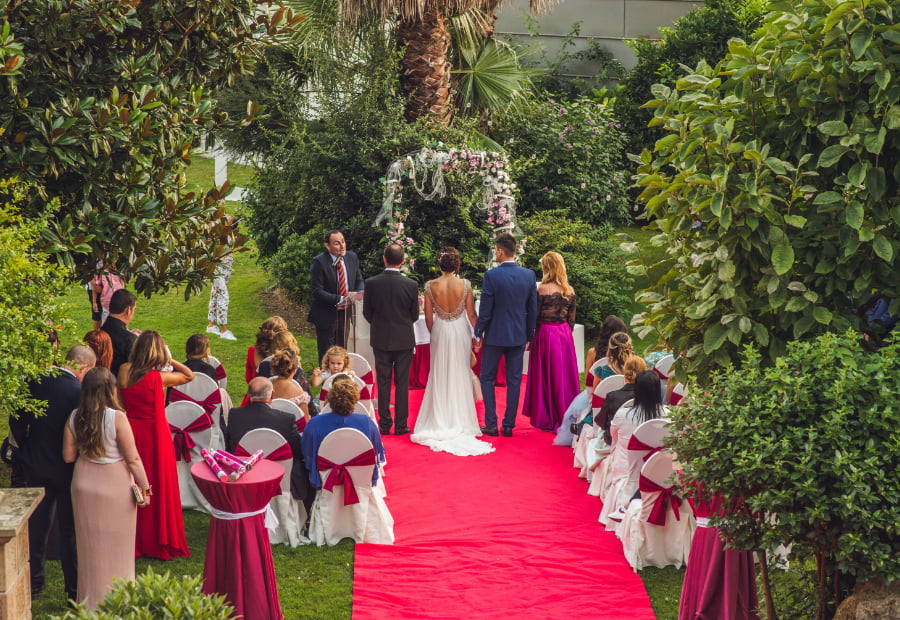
191, 459, 284, 620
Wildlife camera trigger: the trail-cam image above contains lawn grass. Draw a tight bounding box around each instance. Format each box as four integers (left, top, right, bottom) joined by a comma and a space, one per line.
188, 155, 258, 196
13, 161, 688, 620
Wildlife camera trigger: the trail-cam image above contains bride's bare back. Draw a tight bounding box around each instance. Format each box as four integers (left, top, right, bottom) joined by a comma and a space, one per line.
424, 274, 477, 331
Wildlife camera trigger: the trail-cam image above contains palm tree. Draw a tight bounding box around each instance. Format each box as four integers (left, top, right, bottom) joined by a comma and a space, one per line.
337, 0, 556, 122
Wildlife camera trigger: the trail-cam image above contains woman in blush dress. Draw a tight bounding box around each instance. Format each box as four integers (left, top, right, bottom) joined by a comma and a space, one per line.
64, 367, 151, 610
412, 247, 494, 456
118, 330, 193, 560
522, 251, 581, 433
554, 315, 628, 446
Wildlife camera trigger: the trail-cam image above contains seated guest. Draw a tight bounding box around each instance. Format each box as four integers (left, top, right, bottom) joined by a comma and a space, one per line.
83, 329, 113, 370
183, 334, 218, 382
270, 349, 311, 421
246, 316, 289, 384
600, 370, 668, 525
302, 379, 385, 489
595, 355, 648, 445
101, 288, 139, 375
225, 377, 312, 510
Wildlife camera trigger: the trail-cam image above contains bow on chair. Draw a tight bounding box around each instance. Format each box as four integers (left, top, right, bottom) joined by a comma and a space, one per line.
627, 435, 663, 461
169, 388, 222, 417
591, 393, 606, 409
235, 443, 293, 462
316, 449, 377, 505
639, 474, 681, 526
169, 412, 213, 462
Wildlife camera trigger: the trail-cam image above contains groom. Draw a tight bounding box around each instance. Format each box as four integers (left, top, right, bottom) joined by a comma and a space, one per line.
363, 243, 420, 435
474, 232, 537, 437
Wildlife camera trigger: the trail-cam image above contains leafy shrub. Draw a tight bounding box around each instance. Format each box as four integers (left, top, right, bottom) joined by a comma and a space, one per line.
631, 0, 900, 381
56, 568, 233, 619
519, 210, 632, 333
669, 332, 900, 618
493, 95, 631, 227
613, 0, 765, 157
265, 229, 326, 303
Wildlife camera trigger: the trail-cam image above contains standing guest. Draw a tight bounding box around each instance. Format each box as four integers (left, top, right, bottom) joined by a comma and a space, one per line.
522, 251, 580, 433
10, 345, 95, 601
92, 268, 126, 326
63, 367, 150, 610
474, 233, 538, 437
302, 379, 384, 489
225, 377, 312, 510
83, 329, 113, 370
206, 251, 236, 340
101, 288, 139, 376
270, 349, 312, 422
363, 243, 419, 435
183, 334, 218, 381
118, 331, 193, 560
308, 230, 365, 364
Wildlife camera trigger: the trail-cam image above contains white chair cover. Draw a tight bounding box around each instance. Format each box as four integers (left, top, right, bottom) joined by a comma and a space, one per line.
653, 354, 674, 399
619, 450, 695, 570
348, 353, 375, 410
172, 373, 224, 450
308, 427, 394, 546
600, 417, 671, 528
204, 354, 227, 388
237, 428, 308, 547
166, 401, 212, 512
575, 375, 626, 478
271, 398, 304, 422
319, 373, 370, 417
587, 398, 633, 496
670, 382, 688, 406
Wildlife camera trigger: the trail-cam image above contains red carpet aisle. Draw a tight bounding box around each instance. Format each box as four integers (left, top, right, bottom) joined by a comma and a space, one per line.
352, 384, 655, 619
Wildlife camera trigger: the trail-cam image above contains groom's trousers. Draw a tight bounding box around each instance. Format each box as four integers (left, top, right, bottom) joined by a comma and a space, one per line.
373, 347, 414, 431
480, 344, 525, 431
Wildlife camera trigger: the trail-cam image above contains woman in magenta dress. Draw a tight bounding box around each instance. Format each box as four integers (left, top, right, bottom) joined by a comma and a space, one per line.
118, 330, 193, 560
523, 251, 581, 432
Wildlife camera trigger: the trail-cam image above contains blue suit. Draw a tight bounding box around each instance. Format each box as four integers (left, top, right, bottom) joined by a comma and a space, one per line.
474, 261, 537, 431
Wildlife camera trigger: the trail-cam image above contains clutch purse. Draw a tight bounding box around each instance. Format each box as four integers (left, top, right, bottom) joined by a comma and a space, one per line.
131, 484, 144, 503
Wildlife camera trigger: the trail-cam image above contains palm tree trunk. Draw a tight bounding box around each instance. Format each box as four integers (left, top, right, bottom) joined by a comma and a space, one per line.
398, 8, 452, 123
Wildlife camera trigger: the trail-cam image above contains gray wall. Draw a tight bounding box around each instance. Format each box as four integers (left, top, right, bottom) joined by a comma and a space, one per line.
495, 0, 704, 73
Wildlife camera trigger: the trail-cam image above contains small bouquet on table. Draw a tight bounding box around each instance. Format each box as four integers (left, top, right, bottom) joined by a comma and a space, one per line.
200, 448, 264, 482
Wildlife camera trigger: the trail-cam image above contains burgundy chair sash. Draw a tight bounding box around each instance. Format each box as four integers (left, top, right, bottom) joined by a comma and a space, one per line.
295, 417, 308, 434
319, 389, 329, 403
669, 392, 684, 406
627, 435, 663, 461
359, 370, 374, 387
316, 449, 377, 506
169, 412, 214, 462
639, 474, 681, 526
235, 443, 293, 462
591, 393, 605, 409
585, 373, 595, 389
653, 367, 668, 380
359, 386, 371, 400
170, 387, 222, 417
215, 364, 227, 382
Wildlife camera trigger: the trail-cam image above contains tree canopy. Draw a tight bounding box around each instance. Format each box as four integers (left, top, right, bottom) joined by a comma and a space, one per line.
631, 0, 900, 381
0, 0, 300, 297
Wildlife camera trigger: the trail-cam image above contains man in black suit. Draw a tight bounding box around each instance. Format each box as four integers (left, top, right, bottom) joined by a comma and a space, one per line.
363, 243, 419, 435
101, 288, 138, 376
10, 345, 96, 600
225, 377, 313, 509
307, 230, 365, 364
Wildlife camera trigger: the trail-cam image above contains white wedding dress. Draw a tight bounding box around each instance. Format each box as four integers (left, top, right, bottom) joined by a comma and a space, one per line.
412, 279, 495, 457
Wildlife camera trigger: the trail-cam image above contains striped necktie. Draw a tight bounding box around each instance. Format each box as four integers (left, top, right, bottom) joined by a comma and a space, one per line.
336, 256, 347, 296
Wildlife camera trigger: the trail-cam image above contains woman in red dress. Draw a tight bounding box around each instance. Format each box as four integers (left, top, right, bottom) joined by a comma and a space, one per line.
118, 330, 193, 560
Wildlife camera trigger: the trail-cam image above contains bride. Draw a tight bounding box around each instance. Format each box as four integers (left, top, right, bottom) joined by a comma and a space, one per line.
412, 247, 494, 456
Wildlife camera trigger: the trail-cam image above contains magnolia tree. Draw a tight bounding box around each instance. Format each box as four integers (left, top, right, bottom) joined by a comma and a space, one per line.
0, 1, 301, 297
630, 0, 900, 381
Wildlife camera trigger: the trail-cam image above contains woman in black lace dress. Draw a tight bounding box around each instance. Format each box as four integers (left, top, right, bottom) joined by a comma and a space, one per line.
522, 252, 581, 432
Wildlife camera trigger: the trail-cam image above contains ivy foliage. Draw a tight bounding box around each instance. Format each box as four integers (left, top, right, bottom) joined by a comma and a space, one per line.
631, 0, 900, 381
0, 1, 300, 297
668, 332, 900, 617
0, 179, 71, 418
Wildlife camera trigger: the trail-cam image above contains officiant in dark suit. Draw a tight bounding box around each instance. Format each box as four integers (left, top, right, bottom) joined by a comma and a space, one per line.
363, 243, 420, 435
308, 230, 365, 364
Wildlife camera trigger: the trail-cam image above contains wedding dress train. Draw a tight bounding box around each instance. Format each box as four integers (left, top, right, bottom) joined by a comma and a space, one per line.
412, 279, 495, 457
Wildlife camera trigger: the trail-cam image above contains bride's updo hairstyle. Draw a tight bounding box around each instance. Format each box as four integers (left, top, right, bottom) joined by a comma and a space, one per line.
437, 246, 461, 273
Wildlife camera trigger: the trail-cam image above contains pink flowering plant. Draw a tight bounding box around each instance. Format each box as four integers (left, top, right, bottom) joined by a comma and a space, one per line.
493, 95, 631, 226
